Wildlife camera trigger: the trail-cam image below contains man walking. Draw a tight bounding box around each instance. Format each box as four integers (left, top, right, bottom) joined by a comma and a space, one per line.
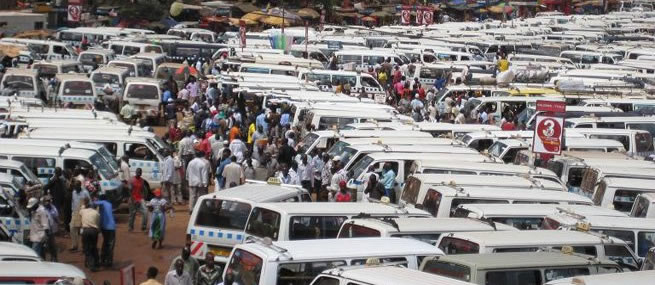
186, 151, 209, 211
165, 259, 192, 285
161, 149, 178, 203
70, 180, 89, 251
80, 198, 100, 271
42, 195, 59, 261
128, 168, 148, 232
195, 252, 221, 285
222, 156, 243, 188
95, 194, 116, 267
27, 197, 49, 257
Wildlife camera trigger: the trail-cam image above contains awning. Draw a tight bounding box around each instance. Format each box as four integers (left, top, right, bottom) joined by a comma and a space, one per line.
242, 11, 266, 21
297, 7, 320, 19
260, 16, 292, 26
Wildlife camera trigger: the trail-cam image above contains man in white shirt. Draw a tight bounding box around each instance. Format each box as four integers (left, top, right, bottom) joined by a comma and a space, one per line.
222, 156, 244, 189
186, 151, 209, 211
298, 155, 313, 192
229, 138, 247, 164
119, 155, 131, 184
277, 163, 299, 185
161, 149, 180, 204
165, 259, 192, 285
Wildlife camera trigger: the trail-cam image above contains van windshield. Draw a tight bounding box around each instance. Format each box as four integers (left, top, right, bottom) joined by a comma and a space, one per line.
20, 164, 40, 184
62, 81, 93, 96
156, 67, 186, 81
332, 146, 358, 168
348, 155, 373, 182
97, 147, 119, 171
289, 216, 347, 240
80, 53, 105, 65
90, 153, 115, 180
126, 84, 159, 100
245, 207, 281, 240
421, 260, 471, 282
3, 75, 34, 91
636, 132, 654, 152
438, 237, 480, 254
226, 249, 263, 285
298, 133, 319, 155
195, 199, 251, 230
326, 141, 349, 157
110, 63, 136, 76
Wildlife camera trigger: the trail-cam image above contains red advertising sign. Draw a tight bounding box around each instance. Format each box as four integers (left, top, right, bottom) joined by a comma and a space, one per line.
532, 115, 564, 155
239, 20, 246, 48
536, 100, 566, 113
401, 9, 411, 25
68, 5, 81, 22
423, 10, 433, 25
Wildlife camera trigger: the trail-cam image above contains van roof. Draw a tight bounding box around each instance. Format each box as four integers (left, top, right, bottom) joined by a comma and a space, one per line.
125, 77, 161, 84
443, 230, 621, 247
241, 237, 442, 262
310, 130, 432, 138
416, 161, 558, 177
554, 215, 655, 230
572, 128, 650, 135
240, 63, 301, 71
430, 185, 592, 204
432, 252, 616, 270
200, 182, 306, 202
131, 52, 166, 58
341, 137, 455, 145
552, 270, 655, 285
321, 266, 473, 285
602, 177, 655, 189
0, 261, 85, 278
0, 242, 40, 259
3, 68, 37, 76
55, 74, 90, 81
253, 202, 429, 216
0, 159, 28, 169
91, 66, 129, 74
157, 62, 186, 68
462, 130, 534, 140
566, 116, 655, 124
459, 204, 626, 218
415, 122, 502, 132
344, 217, 518, 233
564, 138, 625, 148
411, 174, 564, 191
80, 49, 115, 55
34, 60, 79, 65
365, 152, 491, 162
0, 144, 98, 159
346, 144, 478, 155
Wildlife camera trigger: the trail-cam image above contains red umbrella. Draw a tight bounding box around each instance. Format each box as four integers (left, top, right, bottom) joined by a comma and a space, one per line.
176, 65, 199, 76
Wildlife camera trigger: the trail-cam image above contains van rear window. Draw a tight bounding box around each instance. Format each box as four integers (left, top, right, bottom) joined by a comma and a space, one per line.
245, 207, 281, 240
277, 261, 346, 285
486, 270, 541, 285
126, 84, 159, 100
195, 199, 251, 231
544, 268, 590, 282
438, 237, 479, 254
421, 260, 471, 282
614, 189, 644, 212
226, 249, 263, 285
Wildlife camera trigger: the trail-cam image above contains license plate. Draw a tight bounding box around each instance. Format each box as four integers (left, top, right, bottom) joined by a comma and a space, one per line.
208, 246, 232, 257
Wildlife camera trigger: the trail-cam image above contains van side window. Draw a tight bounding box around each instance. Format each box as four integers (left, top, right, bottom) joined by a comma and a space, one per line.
632, 196, 649, 218
64, 159, 93, 174
485, 270, 541, 285
637, 232, 655, 257
245, 207, 281, 240
421, 260, 471, 282
361, 76, 380, 88
195, 199, 251, 230
123, 46, 140, 56
604, 244, 639, 270
312, 277, 339, 285
613, 189, 642, 212
277, 261, 346, 285
592, 229, 635, 248
553, 246, 597, 256
100, 143, 118, 156
125, 143, 156, 161
351, 257, 407, 266
422, 189, 442, 216
0, 195, 16, 217
13, 157, 55, 179
400, 177, 421, 205
110, 45, 124, 55
544, 267, 590, 282
289, 216, 347, 240
439, 237, 479, 254
338, 223, 381, 238
597, 122, 625, 129
53, 45, 70, 56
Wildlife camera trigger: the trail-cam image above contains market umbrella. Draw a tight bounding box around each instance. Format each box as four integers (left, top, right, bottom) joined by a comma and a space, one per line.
234, 2, 259, 13
176, 65, 199, 76
260, 16, 292, 27
361, 16, 376, 22
268, 7, 301, 21
488, 2, 513, 13
242, 11, 266, 21
297, 7, 320, 19
369, 10, 391, 17
170, 2, 184, 17
0, 45, 21, 58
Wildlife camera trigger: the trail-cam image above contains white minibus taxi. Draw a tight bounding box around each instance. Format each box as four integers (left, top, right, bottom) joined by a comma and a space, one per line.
0, 38, 78, 60
223, 238, 443, 285
337, 217, 517, 245
242, 202, 429, 242
122, 77, 161, 120
107, 58, 151, 77
298, 69, 385, 98
297, 130, 432, 156
53, 74, 97, 106
436, 231, 639, 271
187, 181, 310, 262
454, 204, 626, 231
592, 177, 655, 213
31, 60, 84, 80
312, 265, 473, 285
104, 41, 163, 58
90, 66, 130, 106
403, 184, 592, 218
77, 49, 116, 72
421, 252, 622, 285
412, 160, 563, 186
571, 128, 654, 155
0, 145, 120, 200
0, 68, 46, 100
130, 52, 166, 76
565, 116, 655, 140
0, 159, 41, 187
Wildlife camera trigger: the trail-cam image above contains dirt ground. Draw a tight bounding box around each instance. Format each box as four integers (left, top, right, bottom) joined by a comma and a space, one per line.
55, 205, 190, 285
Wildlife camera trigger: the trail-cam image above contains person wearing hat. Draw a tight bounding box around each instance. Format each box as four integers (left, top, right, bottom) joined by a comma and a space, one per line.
147, 188, 170, 249
28, 197, 50, 257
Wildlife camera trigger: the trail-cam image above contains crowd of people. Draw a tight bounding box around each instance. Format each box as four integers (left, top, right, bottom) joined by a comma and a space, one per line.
137, 245, 234, 285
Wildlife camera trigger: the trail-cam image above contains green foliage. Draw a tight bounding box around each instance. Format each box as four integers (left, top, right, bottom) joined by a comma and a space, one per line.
119, 0, 167, 21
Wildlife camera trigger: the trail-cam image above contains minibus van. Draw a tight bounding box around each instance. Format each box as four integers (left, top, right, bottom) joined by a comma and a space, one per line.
239, 63, 305, 77
454, 204, 626, 230
436, 231, 639, 271
104, 41, 163, 58
0, 159, 42, 187
298, 69, 385, 98
31, 60, 84, 80
571, 128, 654, 154
347, 153, 495, 202
421, 252, 621, 285
0, 261, 88, 284
413, 122, 501, 139
224, 238, 443, 285
0, 68, 46, 100
337, 217, 517, 245
543, 214, 655, 259
297, 130, 432, 156
334, 50, 405, 71
154, 62, 187, 87
457, 130, 534, 152
0, 190, 29, 244
412, 160, 563, 185
0, 145, 121, 202
312, 265, 474, 285
565, 116, 655, 139
404, 184, 593, 218
242, 202, 429, 242
53, 74, 97, 106
0, 38, 78, 60
77, 49, 116, 72
107, 58, 151, 77
122, 77, 161, 120
592, 177, 655, 213
187, 181, 310, 262
130, 52, 166, 76
90, 66, 130, 107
